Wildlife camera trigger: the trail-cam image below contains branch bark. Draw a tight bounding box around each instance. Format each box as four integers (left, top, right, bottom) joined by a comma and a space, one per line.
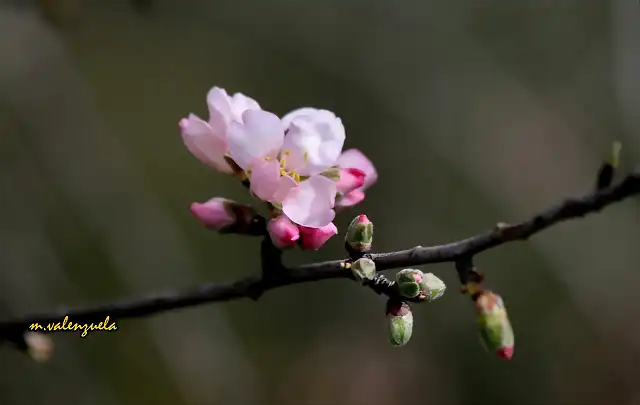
1, 170, 638, 340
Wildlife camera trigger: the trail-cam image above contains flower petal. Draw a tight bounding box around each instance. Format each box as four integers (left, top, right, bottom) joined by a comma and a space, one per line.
336, 189, 366, 208
206, 86, 233, 134
179, 114, 232, 173
336, 149, 377, 190
336, 168, 366, 195
227, 110, 285, 170
249, 160, 282, 202
299, 222, 338, 250
281, 108, 345, 176
272, 174, 298, 203
229, 92, 261, 122
282, 175, 337, 228
281, 107, 320, 129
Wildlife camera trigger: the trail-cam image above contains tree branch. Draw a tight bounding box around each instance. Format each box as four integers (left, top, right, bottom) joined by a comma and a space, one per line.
1, 170, 638, 339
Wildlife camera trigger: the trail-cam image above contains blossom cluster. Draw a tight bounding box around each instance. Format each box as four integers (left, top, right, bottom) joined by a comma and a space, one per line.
180, 87, 377, 250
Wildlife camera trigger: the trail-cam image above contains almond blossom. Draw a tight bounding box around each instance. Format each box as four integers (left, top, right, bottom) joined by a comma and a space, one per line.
180, 87, 260, 173
227, 107, 345, 228
335, 149, 378, 208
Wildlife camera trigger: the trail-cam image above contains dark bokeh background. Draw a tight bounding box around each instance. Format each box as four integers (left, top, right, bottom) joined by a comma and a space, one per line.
0, 1, 638, 404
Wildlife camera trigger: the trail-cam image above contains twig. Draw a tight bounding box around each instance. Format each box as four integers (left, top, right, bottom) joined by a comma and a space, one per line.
0, 170, 638, 339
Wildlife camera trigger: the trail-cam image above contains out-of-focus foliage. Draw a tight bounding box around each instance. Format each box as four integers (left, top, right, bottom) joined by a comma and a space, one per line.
0, 1, 638, 404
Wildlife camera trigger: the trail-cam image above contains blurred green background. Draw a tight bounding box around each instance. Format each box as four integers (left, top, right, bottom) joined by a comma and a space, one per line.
0, 1, 638, 404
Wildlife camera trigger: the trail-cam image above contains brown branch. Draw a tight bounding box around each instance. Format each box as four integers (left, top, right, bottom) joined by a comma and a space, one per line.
0, 169, 638, 340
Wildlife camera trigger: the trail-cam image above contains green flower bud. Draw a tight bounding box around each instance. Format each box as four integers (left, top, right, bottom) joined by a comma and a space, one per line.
476, 291, 514, 360
395, 269, 424, 299
350, 257, 376, 281
395, 270, 446, 301
345, 215, 373, 253
386, 300, 413, 347
420, 273, 446, 302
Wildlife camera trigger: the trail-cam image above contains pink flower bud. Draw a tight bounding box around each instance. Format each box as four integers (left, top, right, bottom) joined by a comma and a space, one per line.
299, 222, 338, 250
190, 198, 237, 231
268, 216, 300, 249
336, 168, 366, 195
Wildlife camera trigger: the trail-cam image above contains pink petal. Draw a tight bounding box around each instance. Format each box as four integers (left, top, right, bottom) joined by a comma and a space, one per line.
267, 215, 300, 249
282, 175, 336, 228
249, 160, 282, 202
280, 108, 346, 176
336, 189, 366, 208
228, 110, 284, 170
299, 222, 338, 250
272, 174, 298, 203
179, 114, 232, 173
189, 198, 235, 230
336, 168, 365, 195
336, 149, 377, 190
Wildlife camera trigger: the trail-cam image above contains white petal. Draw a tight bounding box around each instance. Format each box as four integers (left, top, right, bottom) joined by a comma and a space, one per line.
282, 175, 337, 228
336, 149, 378, 190
281, 107, 321, 129
228, 110, 285, 169
281, 109, 345, 176
229, 92, 261, 122
179, 114, 231, 173
206, 87, 233, 135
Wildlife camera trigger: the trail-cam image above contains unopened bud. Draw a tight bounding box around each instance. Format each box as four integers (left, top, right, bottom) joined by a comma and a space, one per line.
395, 269, 424, 299
190, 198, 261, 235
386, 300, 413, 347
350, 257, 376, 281
24, 332, 54, 363
476, 291, 514, 360
420, 272, 446, 302
267, 215, 300, 249
396, 269, 446, 301
345, 214, 373, 253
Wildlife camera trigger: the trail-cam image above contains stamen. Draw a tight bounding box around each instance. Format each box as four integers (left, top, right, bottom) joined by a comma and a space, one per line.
303, 151, 309, 163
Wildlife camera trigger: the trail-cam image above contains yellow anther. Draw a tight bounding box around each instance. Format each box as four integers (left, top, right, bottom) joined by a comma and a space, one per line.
303, 151, 309, 163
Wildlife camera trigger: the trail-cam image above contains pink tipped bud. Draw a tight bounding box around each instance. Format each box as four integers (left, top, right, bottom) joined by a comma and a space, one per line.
299, 222, 338, 250
496, 346, 514, 360
345, 214, 373, 253
190, 197, 261, 234
268, 216, 300, 249
336, 168, 366, 195
476, 291, 515, 360
190, 198, 237, 231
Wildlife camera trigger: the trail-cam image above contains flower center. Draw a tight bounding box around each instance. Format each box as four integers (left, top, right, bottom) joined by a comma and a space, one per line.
278, 150, 301, 183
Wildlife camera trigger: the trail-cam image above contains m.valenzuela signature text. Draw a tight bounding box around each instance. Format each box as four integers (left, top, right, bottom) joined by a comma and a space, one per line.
29, 316, 118, 338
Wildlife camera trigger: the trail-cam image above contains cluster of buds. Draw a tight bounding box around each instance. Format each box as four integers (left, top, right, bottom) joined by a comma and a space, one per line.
396, 269, 446, 302
180, 86, 377, 251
